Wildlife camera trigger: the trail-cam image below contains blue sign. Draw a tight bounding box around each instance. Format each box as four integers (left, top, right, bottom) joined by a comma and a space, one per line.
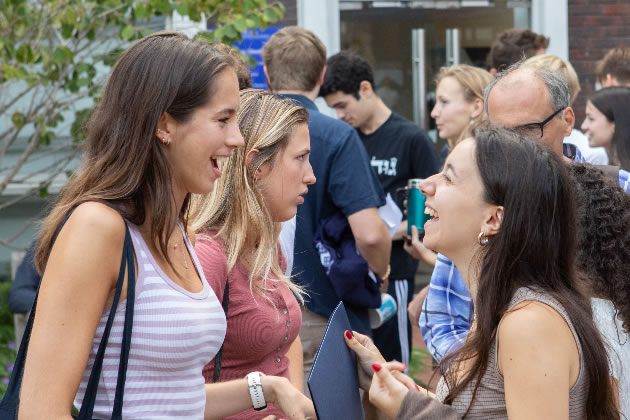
232, 27, 281, 90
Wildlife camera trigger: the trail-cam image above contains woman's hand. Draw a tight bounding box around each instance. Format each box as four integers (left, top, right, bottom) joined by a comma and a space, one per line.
369, 363, 410, 420
403, 225, 437, 267
261, 376, 316, 420
344, 330, 407, 391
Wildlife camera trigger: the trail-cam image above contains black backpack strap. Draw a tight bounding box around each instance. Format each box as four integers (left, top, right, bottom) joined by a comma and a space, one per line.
212, 276, 230, 383
77, 223, 135, 420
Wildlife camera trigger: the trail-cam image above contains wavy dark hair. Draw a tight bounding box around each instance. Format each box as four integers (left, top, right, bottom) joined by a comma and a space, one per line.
35, 31, 233, 273
589, 86, 630, 171
570, 162, 630, 334
439, 127, 618, 419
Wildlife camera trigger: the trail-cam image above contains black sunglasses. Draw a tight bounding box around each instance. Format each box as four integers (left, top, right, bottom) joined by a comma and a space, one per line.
514, 107, 565, 138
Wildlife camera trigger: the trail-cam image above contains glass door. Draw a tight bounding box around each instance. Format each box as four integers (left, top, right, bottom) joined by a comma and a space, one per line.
340, 0, 531, 150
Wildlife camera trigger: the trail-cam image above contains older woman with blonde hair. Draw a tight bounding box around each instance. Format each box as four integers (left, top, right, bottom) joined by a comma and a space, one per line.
405, 65, 492, 272
190, 89, 316, 420
431, 64, 493, 156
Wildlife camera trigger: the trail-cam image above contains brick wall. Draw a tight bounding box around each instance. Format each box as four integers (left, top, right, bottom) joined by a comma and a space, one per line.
568, 0, 630, 124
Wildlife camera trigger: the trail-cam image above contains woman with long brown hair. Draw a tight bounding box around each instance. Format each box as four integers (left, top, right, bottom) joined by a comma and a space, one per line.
16, 32, 314, 419
345, 127, 619, 419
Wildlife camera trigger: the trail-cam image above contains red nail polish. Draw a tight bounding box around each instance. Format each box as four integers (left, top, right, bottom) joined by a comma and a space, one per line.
345, 330, 352, 340
415, 384, 421, 391
372, 363, 381, 372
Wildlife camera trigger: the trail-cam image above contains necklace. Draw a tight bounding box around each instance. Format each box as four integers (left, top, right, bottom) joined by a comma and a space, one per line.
172, 230, 190, 270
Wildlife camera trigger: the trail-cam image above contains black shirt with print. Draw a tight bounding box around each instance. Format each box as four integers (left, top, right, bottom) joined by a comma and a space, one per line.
358, 112, 439, 280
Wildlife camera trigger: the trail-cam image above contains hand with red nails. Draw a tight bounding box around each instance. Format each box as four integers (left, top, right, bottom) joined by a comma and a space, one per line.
344, 330, 405, 391
369, 362, 410, 419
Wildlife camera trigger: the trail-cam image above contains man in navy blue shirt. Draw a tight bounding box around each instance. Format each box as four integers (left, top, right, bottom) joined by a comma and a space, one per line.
263, 26, 391, 392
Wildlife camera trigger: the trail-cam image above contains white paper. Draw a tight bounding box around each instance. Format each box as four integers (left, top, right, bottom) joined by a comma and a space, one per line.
378, 193, 403, 238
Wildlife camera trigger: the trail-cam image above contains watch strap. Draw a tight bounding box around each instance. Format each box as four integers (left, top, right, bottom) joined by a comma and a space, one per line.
246, 371, 267, 411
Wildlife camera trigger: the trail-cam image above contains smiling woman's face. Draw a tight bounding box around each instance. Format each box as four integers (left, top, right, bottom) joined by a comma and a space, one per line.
420, 138, 494, 257
581, 100, 615, 149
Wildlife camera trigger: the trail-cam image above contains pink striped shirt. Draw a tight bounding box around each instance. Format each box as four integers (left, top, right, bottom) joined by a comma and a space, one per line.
74, 222, 226, 419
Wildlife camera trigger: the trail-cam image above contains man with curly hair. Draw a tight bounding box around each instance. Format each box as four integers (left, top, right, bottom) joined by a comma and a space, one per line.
321, 50, 439, 370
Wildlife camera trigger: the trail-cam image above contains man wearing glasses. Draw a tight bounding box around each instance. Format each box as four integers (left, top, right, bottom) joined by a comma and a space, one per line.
419, 58, 630, 363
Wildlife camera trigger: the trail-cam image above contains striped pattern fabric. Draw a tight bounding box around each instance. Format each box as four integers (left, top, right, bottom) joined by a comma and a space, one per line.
435, 287, 588, 419
74, 222, 226, 419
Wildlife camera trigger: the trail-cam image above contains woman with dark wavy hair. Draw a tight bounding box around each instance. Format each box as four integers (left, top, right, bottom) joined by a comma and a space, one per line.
344, 127, 619, 419
570, 162, 630, 418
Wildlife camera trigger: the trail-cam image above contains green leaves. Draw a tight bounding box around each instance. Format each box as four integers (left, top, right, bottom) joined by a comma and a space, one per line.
120, 25, 134, 40
0, 0, 285, 179
11, 112, 25, 129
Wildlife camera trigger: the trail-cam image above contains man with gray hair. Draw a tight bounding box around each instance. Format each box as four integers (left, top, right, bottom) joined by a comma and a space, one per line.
419, 59, 630, 362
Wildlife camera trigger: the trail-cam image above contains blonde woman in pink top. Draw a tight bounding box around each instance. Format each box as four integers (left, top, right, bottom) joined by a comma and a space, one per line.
192, 89, 316, 420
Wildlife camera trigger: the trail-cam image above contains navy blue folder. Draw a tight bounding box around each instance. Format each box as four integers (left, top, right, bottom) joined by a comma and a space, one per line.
307, 302, 365, 420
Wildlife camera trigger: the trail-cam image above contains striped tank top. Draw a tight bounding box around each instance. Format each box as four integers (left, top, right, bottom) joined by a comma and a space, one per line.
435, 287, 588, 419
74, 222, 226, 419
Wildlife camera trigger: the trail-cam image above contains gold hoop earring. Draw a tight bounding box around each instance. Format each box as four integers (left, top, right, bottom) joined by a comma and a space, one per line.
478, 231, 489, 246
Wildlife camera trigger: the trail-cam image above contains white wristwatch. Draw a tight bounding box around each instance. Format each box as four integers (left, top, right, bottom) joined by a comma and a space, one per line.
246, 371, 267, 411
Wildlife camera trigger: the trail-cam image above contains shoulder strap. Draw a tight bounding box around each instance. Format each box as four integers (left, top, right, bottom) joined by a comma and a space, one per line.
212, 276, 230, 383
78, 225, 135, 419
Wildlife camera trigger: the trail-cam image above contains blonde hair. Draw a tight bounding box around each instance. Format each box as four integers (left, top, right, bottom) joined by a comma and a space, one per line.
190, 89, 308, 302
435, 64, 493, 148
524, 54, 581, 104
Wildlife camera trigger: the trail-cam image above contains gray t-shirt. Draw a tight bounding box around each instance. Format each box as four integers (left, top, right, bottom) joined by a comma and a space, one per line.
592, 298, 629, 418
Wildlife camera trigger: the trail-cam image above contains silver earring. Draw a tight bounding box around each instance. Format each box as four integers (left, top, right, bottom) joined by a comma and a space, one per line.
478, 231, 489, 246
161, 136, 171, 145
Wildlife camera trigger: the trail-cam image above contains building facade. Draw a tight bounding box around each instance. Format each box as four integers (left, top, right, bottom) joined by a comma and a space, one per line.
1, 0, 628, 278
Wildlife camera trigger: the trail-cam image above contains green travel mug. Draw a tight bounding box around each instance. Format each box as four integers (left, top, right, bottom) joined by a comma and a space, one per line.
407, 178, 429, 236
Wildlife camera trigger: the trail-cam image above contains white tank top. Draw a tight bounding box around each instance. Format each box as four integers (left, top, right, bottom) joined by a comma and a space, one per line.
74, 222, 226, 419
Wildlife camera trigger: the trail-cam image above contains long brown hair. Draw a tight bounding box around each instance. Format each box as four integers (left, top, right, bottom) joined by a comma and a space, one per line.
440, 127, 618, 419
190, 89, 308, 303
35, 31, 233, 273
